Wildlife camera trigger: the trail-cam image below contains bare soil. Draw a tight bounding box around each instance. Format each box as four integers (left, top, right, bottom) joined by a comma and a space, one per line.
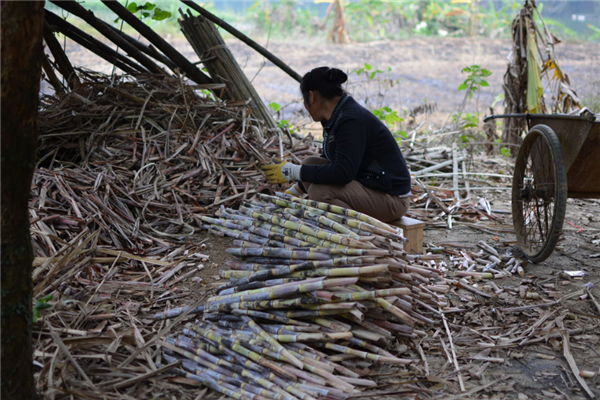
61, 36, 600, 399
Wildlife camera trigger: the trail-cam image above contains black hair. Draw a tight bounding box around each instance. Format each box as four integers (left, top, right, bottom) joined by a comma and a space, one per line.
300, 67, 348, 103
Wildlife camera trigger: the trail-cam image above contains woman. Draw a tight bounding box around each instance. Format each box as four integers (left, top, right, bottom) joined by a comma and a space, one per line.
262, 66, 411, 223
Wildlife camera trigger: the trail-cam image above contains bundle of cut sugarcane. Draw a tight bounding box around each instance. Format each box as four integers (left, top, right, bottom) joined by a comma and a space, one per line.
157, 193, 450, 397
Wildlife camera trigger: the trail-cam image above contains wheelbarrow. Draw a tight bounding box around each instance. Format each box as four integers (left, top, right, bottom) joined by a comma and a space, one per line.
484, 111, 600, 263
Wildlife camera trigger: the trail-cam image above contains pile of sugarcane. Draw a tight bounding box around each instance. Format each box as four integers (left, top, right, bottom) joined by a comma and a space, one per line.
156, 193, 450, 398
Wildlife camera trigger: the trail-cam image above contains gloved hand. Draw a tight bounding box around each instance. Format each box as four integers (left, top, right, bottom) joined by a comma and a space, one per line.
285, 184, 304, 197
261, 161, 301, 184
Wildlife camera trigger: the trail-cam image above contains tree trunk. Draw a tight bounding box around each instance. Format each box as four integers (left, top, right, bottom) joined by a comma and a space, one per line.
1, 2, 45, 399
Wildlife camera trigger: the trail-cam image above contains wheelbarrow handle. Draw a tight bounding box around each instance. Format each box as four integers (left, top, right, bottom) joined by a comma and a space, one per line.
483, 113, 529, 123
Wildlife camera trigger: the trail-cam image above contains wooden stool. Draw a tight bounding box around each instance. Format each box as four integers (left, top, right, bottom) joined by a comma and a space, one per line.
389, 216, 425, 254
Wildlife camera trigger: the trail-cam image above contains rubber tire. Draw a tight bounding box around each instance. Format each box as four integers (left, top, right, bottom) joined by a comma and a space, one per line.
512, 124, 567, 263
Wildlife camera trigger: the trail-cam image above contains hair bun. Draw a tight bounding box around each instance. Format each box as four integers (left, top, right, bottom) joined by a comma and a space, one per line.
327, 68, 348, 85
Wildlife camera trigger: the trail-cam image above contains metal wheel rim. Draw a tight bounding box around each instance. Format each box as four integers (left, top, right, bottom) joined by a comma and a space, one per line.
513, 132, 559, 258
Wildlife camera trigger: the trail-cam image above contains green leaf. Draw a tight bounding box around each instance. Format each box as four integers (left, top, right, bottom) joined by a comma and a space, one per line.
479, 80, 490, 87
142, 2, 156, 11
32, 308, 40, 324
500, 147, 511, 157
364, 63, 373, 71
152, 8, 171, 21
458, 83, 468, 91
39, 294, 54, 302
36, 302, 52, 311
127, 2, 139, 13
269, 102, 281, 112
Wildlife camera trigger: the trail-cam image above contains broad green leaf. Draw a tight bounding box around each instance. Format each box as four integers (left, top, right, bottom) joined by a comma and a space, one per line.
152, 8, 171, 21
269, 102, 281, 112
127, 2, 138, 13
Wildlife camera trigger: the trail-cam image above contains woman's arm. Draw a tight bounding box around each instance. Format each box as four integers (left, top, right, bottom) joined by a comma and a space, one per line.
301, 118, 367, 184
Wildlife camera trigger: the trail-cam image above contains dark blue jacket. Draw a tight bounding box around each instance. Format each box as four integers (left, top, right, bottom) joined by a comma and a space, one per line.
301, 95, 411, 195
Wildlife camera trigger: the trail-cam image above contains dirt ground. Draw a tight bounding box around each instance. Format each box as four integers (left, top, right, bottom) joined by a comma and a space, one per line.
59, 36, 600, 399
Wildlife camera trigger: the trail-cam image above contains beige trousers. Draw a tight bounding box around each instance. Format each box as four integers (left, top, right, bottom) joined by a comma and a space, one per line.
301, 156, 410, 223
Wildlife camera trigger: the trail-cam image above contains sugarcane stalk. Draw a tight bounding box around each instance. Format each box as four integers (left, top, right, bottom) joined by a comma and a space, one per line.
167, 367, 255, 400
178, 331, 307, 400
259, 324, 322, 333
218, 278, 307, 296
258, 194, 405, 240
230, 310, 308, 327
161, 339, 242, 377
240, 207, 373, 249
233, 240, 264, 248
207, 297, 324, 313
223, 262, 288, 271
270, 309, 350, 318
221, 209, 346, 249
240, 315, 304, 370
375, 297, 415, 326
329, 287, 411, 302
351, 328, 387, 343
167, 354, 288, 400
150, 304, 204, 320
220, 259, 369, 289
321, 342, 412, 364
289, 264, 388, 279
208, 277, 353, 307
369, 319, 414, 336
308, 317, 351, 332
211, 225, 288, 248
227, 247, 333, 260
189, 325, 298, 381
279, 207, 361, 238
269, 193, 398, 234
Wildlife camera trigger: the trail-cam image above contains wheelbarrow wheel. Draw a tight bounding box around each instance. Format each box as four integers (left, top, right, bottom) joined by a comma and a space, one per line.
512, 124, 567, 263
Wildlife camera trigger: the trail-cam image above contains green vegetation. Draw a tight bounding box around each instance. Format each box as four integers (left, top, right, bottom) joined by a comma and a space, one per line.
45, 1, 599, 43
458, 65, 492, 100
114, 1, 172, 23
32, 294, 53, 324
